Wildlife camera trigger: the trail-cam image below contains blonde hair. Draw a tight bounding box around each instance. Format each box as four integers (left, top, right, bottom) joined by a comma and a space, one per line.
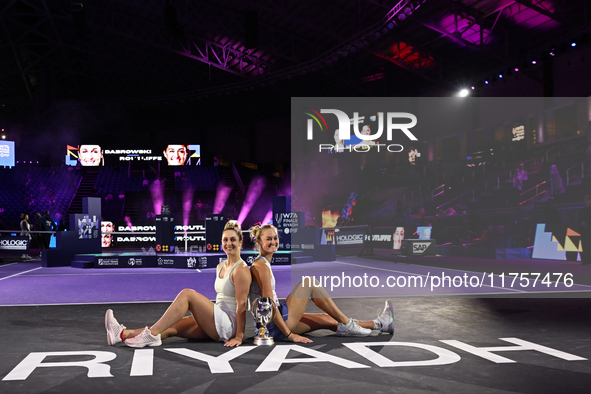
249, 224, 278, 251
223, 220, 243, 242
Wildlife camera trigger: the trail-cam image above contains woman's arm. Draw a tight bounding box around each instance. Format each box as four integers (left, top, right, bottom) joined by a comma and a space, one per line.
250, 260, 311, 343
225, 263, 252, 347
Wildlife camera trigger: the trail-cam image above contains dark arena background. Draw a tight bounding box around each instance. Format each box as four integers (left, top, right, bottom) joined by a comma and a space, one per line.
2, 1, 591, 393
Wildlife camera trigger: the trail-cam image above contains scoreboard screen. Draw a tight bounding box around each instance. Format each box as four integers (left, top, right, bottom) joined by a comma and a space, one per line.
66, 144, 201, 166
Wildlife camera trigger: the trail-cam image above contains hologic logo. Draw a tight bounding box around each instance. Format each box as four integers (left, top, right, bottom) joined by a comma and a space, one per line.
337, 234, 364, 241
304, 108, 418, 153
0, 239, 27, 246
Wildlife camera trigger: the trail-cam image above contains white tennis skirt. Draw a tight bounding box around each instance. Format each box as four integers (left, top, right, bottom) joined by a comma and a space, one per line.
213, 304, 236, 342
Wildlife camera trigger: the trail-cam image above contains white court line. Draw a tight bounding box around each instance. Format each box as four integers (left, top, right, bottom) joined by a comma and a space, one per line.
0, 300, 182, 307
0, 262, 19, 268
3, 289, 591, 307
338, 257, 511, 277
23, 270, 209, 277
0, 267, 42, 281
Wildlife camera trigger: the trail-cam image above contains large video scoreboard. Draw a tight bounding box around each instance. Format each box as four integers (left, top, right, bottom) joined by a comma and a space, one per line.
65, 144, 201, 166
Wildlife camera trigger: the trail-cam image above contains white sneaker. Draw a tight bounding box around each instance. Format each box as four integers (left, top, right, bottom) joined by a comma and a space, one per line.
336, 318, 372, 337
124, 327, 162, 348
105, 309, 126, 345
374, 299, 395, 334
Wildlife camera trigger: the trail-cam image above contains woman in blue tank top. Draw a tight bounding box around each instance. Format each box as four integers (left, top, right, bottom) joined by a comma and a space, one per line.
249, 224, 394, 343
104, 221, 251, 348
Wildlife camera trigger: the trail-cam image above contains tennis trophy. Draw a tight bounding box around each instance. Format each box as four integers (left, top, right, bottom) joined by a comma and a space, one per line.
251, 297, 276, 346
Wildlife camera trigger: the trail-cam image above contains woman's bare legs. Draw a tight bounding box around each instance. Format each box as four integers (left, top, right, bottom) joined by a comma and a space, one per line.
124, 316, 210, 340
122, 288, 219, 341
284, 279, 375, 334
161, 316, 210, 340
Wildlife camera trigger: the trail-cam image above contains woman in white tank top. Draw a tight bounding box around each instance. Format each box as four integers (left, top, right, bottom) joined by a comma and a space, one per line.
104, 221, 251, 348
249, 224, 394, 343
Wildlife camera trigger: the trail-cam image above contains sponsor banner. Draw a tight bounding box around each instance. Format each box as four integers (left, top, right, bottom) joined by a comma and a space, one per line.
156, 257, 176, 267
401, 239, 436, 256
271, 254, 291, 265
366, 227, 397, 248
96, 258, 120, 267
94, 252, 292, 269
95, 256, 158, 268
292, 227, 315, 250
174, 255, 225, 269
273, 197, 305, 251
0, 236, 30, 252
95, 255, 221, 269
0, 140, 15, 168
129, 254, 227, 269
243, 252, 291, 265
275, 212, 303, 235
334, 227, 367, 246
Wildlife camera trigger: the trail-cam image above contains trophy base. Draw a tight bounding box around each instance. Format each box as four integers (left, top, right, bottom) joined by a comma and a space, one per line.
254, 336, 275, 346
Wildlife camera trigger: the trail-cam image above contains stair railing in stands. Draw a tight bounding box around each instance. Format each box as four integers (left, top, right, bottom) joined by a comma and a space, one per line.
436, 190, 475, 211
518, 180, 548, 205
65, 175, 84, 216
432, 184, 445, 198
566, 158, 589, 186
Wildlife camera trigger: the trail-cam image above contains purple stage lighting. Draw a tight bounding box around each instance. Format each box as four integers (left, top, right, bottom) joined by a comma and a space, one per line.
150, 179, 165, 214
214, 184, 232, 214
262, 210, 273, 225
237, 176, 266, 226
182, 189, 194, 227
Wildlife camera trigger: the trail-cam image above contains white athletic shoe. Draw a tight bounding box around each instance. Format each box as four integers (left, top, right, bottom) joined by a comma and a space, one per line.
105, 309, 126, 345
336, 318, 372, 337
124, 327, 162, 348
374, 299, 395, 334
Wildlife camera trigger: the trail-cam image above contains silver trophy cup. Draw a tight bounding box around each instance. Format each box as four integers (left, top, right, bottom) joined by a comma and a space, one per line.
251, 297, 277, 346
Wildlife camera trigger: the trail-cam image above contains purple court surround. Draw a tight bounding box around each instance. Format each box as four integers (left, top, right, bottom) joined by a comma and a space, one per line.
2, 255, 591, 306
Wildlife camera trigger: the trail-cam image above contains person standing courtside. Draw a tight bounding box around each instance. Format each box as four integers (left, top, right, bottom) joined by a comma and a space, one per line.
39, 211, 56, 251
578, 195, 591, 265
19, 213, 32, 259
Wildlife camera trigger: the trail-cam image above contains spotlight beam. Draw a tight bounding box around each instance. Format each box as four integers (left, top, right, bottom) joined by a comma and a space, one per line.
214, 184, 232, 215
150, 180, 165, 215
262, 210, 272, 226
182, 188, 194, 227
237, 177, 266, 226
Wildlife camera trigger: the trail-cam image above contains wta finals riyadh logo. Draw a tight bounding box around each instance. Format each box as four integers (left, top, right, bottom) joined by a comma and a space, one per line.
303, 108, 418, 153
